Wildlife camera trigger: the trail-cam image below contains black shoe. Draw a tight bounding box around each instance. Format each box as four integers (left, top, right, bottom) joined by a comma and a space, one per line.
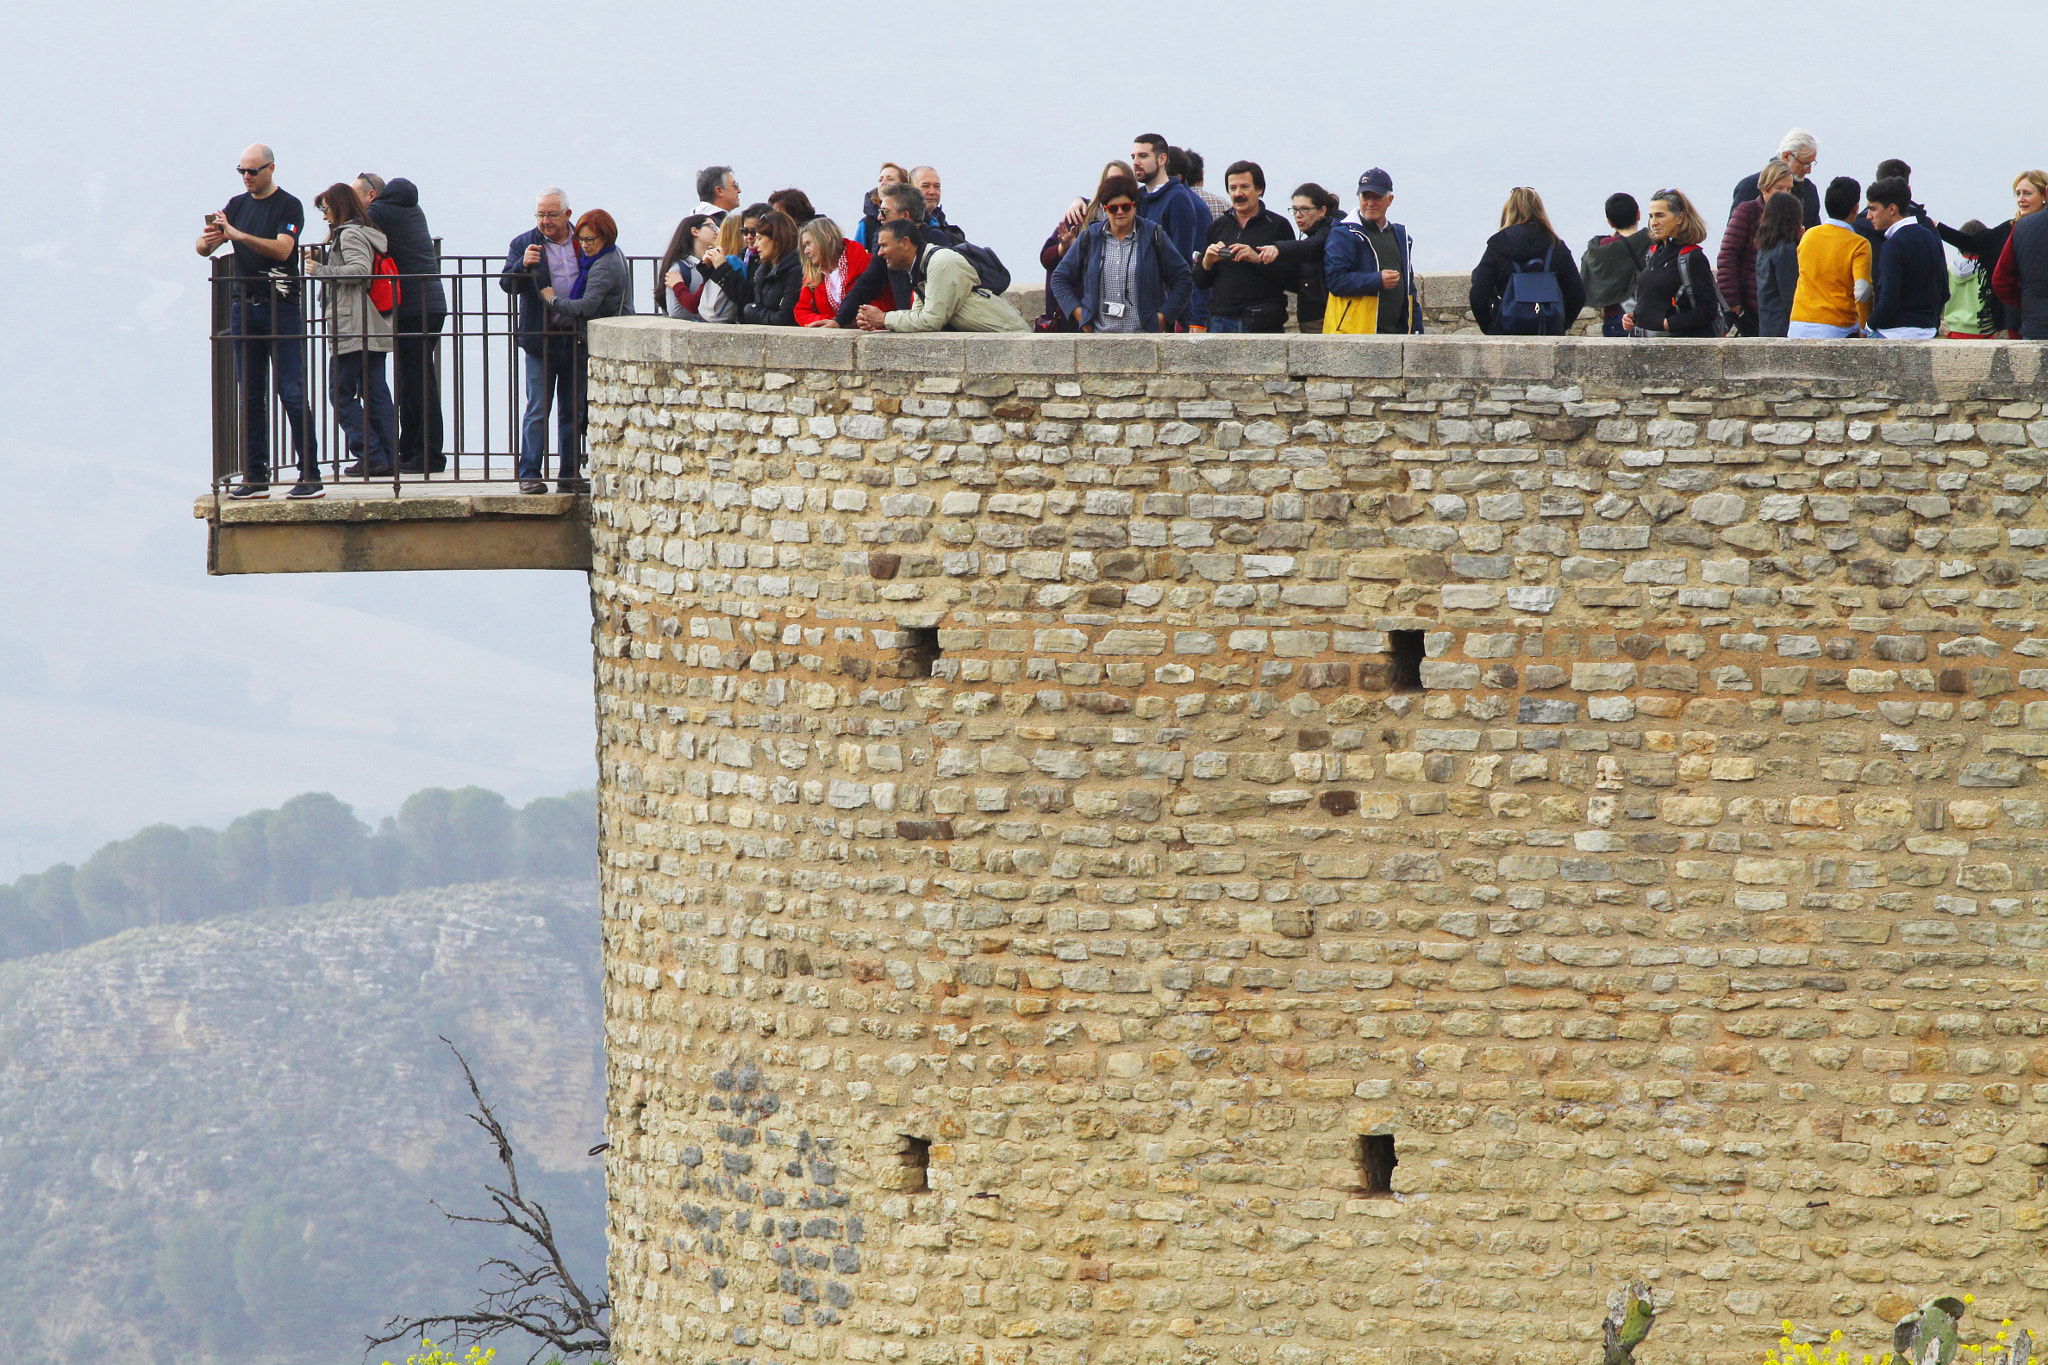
363, 465, 395, 478
428, 455, 448, 473
519, 480, 549, 495
286, 481, 325, 500
228, 481, 270, 499
556, 477, 589, 494
397, 456, 428, 473
342, 461, 366, 477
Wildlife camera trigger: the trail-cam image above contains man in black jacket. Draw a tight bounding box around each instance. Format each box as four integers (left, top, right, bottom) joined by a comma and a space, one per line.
1191, 161, 1296, 332
1732, 129, 1822, 230
834, 185, 933, 327
358, 174, 448, 472
1851, 159, 1936, 254
1865, 177, 1947, 339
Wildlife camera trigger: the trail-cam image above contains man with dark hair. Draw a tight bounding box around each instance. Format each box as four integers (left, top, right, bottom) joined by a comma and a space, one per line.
1864, 177, 1948, 339
1132, 133, 1211, 330
856, 219, 1026, 333
196, 143, 316, 498
356, 172, 448, 473
1192, 161, 1296, 333
1178, 148, 1228, 221
694, 166, 740, 219
1581, 193, 1652, 337
1852, 159, 1934, 252
834, 183, 929, 327
1788, 176, 1873, 338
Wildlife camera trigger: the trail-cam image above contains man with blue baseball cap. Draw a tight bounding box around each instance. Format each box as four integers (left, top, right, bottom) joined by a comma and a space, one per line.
1321, 168, 1424, 334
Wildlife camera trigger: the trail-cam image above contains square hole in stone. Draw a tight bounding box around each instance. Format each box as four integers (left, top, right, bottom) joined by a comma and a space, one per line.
899, 1134, 931, 1192
1356, 1134, 1397, 1196
1388, 631, 1424, 692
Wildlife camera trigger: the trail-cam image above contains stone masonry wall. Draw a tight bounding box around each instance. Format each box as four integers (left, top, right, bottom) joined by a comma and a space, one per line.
583, 321, 2048, 1365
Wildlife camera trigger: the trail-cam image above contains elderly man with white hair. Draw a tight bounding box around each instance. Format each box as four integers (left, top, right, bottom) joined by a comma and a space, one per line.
498, 187, 583, 494
1733, 129, 1822, 230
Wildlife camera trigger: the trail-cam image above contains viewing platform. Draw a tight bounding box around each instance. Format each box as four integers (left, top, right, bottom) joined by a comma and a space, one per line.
194, 483, 589, 574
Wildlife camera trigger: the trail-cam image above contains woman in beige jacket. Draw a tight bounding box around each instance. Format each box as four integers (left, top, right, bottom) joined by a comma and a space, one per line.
302, 182, 396, 482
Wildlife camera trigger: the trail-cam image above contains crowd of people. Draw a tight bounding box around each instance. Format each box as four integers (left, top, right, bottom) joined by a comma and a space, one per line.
199, 131, 2048, 499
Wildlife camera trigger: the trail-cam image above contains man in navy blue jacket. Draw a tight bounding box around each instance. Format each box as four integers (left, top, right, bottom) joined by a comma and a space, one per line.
1865, 177, 1948, 339
1321, 168, 1424, 334
1132, 133, 1210, 329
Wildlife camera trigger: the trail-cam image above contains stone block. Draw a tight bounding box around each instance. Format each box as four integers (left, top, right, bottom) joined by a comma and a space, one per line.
856, 332, 967, 371
1404, 337, 1554, 380
1072, 334, 1160, 373
1288, 336, 1403, 377
966, 333, 1076, 376
1160, 335, 1287, 374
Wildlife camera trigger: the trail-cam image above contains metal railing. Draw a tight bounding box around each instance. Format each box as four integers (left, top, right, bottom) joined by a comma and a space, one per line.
208, 253, 660, 492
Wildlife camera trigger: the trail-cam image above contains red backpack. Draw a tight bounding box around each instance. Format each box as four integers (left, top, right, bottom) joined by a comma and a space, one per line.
368, 246, 402, 314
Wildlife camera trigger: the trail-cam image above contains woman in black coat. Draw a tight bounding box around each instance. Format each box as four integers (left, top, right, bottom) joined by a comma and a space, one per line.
705, 209, 802, 326
1623, 189, 1721, 337
1279, 182, 1342, 331
1469, 187, 1585, 334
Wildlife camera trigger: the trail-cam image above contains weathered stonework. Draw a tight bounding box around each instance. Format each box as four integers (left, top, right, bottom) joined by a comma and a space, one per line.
584, 320, 2048, 1365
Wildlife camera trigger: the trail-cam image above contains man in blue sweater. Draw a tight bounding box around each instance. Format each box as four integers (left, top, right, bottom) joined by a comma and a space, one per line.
1865, 177, 1948, 339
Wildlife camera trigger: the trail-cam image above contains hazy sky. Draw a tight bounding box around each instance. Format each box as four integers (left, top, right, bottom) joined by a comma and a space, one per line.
5, 0, 2045, 875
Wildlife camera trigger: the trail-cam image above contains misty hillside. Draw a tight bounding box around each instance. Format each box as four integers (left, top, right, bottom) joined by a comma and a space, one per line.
0, 878, 605, 1364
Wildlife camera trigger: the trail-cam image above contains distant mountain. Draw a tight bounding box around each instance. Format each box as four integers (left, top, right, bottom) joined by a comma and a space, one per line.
0, 878, 604, 1364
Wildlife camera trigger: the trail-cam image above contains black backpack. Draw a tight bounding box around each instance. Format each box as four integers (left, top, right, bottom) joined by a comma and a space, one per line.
947, 240, 1011, 296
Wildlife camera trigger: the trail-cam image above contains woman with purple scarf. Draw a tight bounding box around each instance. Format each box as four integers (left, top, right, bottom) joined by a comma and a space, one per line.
538, 209, 630, 492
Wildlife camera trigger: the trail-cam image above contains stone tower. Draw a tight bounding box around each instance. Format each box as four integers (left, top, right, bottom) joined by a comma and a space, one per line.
585, 321, 2048, 1365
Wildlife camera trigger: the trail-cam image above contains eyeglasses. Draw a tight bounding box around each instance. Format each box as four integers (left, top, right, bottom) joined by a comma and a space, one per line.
1290, 205, 1316, 214
236, 163, 273, 177
1103, 202, 1135, 215
741, 228, 759, 238
536, 210, 567, 220
576, 233, 603, 245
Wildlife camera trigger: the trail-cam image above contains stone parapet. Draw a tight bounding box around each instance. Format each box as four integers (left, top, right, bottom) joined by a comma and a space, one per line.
584, 317, 2048, 1365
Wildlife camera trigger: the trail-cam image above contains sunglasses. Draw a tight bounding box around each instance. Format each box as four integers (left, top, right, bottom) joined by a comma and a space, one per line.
742, 228, 759, 237
1103, 202, 1136, 215
236, 163, 273, 177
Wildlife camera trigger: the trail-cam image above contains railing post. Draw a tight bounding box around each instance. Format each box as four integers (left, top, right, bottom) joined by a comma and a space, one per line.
210, 258, 239, 486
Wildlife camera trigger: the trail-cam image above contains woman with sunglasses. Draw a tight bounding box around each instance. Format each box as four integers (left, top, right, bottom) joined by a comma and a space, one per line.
537, 209, 628, 491
1035, 161, 1133, 331
656, 213, 718, 318
704, 209, 802, 326
697, 212, 749, 323
1048, 173, 1193, 333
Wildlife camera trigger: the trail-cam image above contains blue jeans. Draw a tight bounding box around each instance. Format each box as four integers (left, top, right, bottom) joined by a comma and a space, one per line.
1601, 308, 1627, 338
231, 296, 315, 484
1208, 315, 1248, 334
519, 341, 583, 480
333, 350, 396, 474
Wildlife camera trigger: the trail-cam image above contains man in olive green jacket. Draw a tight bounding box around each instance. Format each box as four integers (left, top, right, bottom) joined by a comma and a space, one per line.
857, 220, 1027, 333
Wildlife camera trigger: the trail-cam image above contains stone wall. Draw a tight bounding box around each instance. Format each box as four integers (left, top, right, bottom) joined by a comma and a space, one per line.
583, 321, 2048, 1365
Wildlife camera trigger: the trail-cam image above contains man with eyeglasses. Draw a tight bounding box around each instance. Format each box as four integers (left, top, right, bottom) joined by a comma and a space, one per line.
196, 143, 316, 498
832, 184, 926, 328
1733, 129, 1822, 231
499, 187, 581, 494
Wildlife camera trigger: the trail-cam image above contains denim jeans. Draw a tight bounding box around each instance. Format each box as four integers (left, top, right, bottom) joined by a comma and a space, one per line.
332, 349, 397, 474
1207, 303, 1286, 334
231, 296, 315, 484
1601, 308, 1628, 338
519, 340, 583, 480
1208, 314, 1248, 334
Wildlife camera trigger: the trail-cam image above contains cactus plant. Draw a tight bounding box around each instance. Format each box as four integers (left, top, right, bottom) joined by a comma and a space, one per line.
1895, 1297, 1967, 1365
1604, 1282, 1656, 1365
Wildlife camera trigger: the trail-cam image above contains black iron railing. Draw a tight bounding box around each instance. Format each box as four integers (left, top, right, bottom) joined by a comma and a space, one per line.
207, 253, 660, 492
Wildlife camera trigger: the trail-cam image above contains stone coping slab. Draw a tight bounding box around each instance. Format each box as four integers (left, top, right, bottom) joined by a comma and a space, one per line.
590, 315, 2046, 395
195, 491, 585, 525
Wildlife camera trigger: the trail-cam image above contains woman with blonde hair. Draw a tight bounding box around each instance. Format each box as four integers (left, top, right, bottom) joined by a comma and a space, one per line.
1940, 169, 2046, 336
1470, 186, 1585, 334
794, 217, 887, 327
1715, 160, 1796, 335
1622, 189, 1721, 337
854, 162, 911, 249
696, 210, 750, 323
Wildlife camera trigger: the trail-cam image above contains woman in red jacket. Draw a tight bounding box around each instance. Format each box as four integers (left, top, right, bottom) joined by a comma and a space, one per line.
795, 218, 889, 327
